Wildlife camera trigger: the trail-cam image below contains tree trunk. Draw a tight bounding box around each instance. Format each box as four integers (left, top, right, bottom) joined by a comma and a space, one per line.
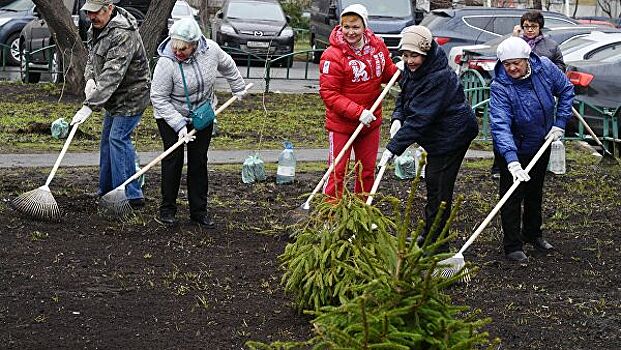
533, 0, 543, 9
32, 0, 87, 96
186, 0, 210, 30
140, 0, 177, 61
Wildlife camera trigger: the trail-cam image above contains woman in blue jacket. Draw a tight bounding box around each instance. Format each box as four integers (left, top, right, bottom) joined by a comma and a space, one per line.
378, 26, 478, 251
490, 37, 574, 262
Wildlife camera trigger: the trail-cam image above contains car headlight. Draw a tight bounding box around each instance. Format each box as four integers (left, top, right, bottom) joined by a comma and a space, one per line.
281, 27, 294, 37
220, 23, 236, 35
0, 18, 12, 27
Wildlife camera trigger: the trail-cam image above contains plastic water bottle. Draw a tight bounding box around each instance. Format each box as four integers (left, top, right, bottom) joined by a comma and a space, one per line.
276, 141, 296, 184
548, 140, 566, 174
415, 146, 426, 178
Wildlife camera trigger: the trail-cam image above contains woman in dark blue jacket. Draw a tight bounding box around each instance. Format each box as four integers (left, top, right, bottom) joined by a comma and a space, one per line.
490, 37, 574, 262
378, 26, 478, 251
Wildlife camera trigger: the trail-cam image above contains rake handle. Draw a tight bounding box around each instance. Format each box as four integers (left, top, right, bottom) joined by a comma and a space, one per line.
117, 83, 253, 188
572, 106, 611, 154
366, 162, 387, 205
458, 136, 554, 254
303, 70, 401, 207
45, 122, 80, 186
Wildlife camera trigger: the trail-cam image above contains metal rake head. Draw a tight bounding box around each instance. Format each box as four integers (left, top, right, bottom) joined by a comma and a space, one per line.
435, 253, 471, 283
98, 187, 133, 219
11, 185, 61, 222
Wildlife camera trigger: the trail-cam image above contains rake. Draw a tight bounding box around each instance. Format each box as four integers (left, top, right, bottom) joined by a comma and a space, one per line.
437, 137, 555, 282
11, 121, 82, 221
572, 106, 619, 166
300, 69, 401, 210
99, 83, 253, 219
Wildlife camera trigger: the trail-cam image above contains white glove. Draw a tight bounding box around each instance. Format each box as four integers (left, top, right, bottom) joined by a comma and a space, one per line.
390, 120, 402, 138
359, 109, 376, 127
84, 79, 96, 100
378, 149, 394, 168
395, 60, 405, 71
70, 105, 92, 125
507, 161, 530, 183
177, 126, 196, 144
233, 89, 246, 101
545, 126, 564, 141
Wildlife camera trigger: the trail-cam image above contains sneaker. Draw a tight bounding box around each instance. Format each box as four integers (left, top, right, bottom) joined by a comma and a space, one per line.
191, 213, 215, 228
505, 250, 528, 262
529, 238, 554, 252
128, 198, 145, 210
155, 212, 177, 226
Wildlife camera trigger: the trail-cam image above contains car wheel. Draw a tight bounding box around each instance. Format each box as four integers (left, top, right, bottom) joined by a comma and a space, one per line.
19, 44, 40, 83
51, 50, 64, 84
311, 38, 322, 64
7, 33, 21, 66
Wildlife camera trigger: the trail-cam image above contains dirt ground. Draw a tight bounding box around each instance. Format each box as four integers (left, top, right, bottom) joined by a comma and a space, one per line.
1, 153, 620, 349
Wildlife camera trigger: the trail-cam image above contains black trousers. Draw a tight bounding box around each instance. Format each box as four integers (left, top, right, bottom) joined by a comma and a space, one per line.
499, 148, 551, 253
156, 119, 213, 218
422, 145, 470, 241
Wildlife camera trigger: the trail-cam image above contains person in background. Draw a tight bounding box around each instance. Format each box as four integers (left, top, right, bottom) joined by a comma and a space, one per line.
319, 4, 399, 200
490, 10, 566, 178
71, 0, 151, 209
150, 18, 246, 227
489, 37, 574, 262
378, 26, 478, 252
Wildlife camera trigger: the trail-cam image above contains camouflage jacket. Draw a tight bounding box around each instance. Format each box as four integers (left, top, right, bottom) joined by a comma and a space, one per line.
84, 6, 150, 116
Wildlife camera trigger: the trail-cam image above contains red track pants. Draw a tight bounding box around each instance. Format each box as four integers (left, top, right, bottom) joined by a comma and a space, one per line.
322, 127, 380, 199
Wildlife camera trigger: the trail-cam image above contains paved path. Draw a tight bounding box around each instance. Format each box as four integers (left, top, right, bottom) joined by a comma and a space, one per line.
0, 149, 493, 168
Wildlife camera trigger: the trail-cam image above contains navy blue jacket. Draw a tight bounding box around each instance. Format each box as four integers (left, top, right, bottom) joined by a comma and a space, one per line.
489, 53, 574, 164
387, 41, 478, 157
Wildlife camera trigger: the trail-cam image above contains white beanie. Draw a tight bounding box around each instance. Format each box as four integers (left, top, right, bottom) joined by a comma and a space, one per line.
341, 4, 369, 28
497, 37, 531, 62
169, 18, 202, 43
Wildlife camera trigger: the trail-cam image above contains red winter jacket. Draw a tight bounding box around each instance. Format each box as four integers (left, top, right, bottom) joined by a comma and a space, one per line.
319, 26, 399, 135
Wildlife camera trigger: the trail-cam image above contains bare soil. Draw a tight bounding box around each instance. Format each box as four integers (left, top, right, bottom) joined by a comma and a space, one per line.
1, 158, 620, 349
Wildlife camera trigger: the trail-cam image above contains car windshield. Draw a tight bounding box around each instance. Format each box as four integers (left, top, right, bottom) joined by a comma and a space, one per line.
173, 2, 192, 17
559, 36, 605, 54
227, 1, 285, 21
1, 0, 32, 11
342, 0, 411, 18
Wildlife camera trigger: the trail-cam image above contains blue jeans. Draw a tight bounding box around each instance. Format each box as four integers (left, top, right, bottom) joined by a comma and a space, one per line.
99, 112, 143, 200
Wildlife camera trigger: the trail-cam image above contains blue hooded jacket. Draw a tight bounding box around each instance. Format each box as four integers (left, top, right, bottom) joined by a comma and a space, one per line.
387, 41, 478, 157
490, 53, 574, 164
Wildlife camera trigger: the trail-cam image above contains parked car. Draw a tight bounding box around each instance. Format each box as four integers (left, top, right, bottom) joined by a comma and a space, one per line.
309, 0, 423, 63
565, 48, 621, 138
19, 0, 152, 83
211, 0, 294, 66
168, 0, 199, 30
0, 0, 35, 66
456, 27, 621, 81
560, 31, 621, 62
420, 7, 579, 54
575, 16, 621, 28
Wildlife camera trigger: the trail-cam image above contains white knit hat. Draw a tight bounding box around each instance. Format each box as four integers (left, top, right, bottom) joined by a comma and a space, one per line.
341, 4, 369, 28
497, 37, 531, 62
169, 18, 202, 43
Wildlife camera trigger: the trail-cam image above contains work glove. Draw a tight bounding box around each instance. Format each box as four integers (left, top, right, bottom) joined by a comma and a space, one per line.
545, 126, 564, 141
84, 79, 96, 100
178, 126, 196, 144
378, 149, 394, 168
390, 119, 402, 138
507, 161, 530, 183
358, 109, 376, 127
70, 105, 92, 125
395, 60, 405, 71
233, 89, 246, 101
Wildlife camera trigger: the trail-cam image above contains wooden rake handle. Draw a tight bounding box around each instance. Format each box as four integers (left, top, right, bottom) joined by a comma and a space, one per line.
572, 106, 609, 151
303, 70, 401, 208
366, 162, 388, 205
117, 83, 254, 188
458, 136, 554, 254
45, 121, 82, 186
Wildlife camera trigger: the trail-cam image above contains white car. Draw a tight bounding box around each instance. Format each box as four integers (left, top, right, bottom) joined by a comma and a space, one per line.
447, 43, 489, 74
561, 31, 621, 62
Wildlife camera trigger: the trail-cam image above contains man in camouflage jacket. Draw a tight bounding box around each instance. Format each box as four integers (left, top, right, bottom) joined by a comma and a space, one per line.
76, 0, 151, 208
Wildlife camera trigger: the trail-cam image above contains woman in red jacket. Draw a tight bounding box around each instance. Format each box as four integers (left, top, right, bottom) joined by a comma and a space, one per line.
319, 4, 399, 199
